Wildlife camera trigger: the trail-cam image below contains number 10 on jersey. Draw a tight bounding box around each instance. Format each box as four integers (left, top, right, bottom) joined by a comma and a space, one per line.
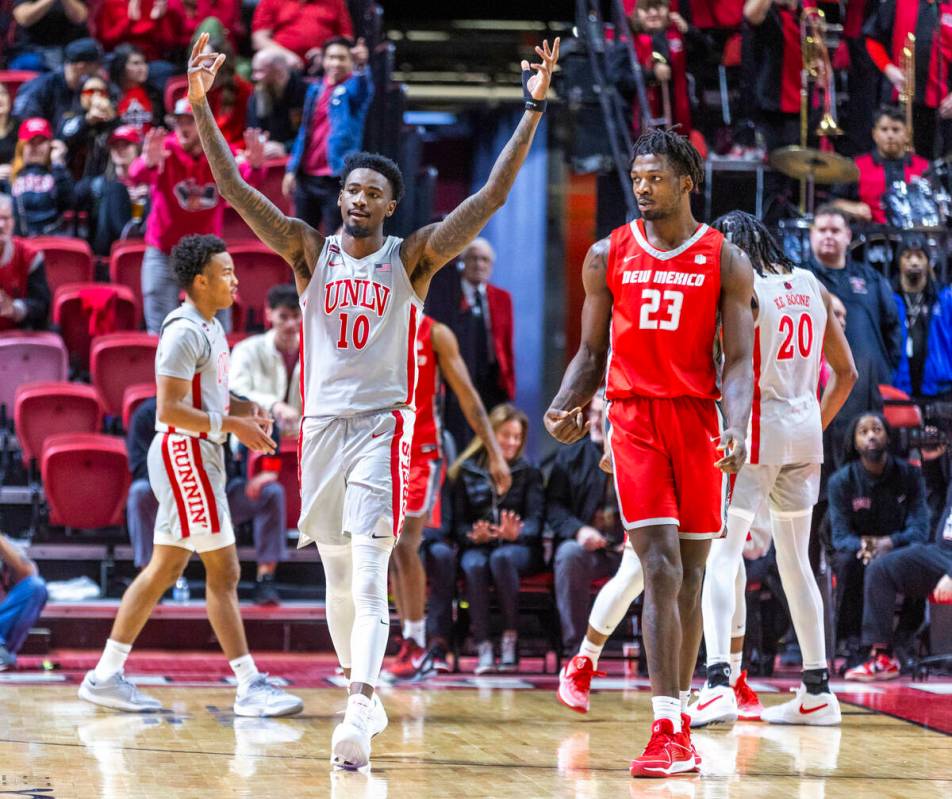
337, 312, 370, 350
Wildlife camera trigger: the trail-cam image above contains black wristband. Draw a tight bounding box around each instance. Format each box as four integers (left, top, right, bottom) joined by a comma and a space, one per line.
522, 68, 546, 113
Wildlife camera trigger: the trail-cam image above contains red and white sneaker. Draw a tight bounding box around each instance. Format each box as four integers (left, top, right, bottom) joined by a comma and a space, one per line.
557, 655, 605, 714
386, 640, 427, 681
685, 683, 737, 728
844, 653, 901, 682
630, 719, 696, 777
733, 670, 764, 721
761, 683, 841, 726
680, 713, 701, 770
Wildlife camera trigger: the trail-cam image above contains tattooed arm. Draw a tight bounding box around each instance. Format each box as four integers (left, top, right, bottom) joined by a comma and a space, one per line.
401, 39, 560, 297
544, 239, 612, 444
187, 33, 320, 293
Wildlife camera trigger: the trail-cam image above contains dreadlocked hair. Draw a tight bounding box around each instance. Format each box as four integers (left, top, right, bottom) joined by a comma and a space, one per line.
711, 210, 795, 277
629, 127, 704, 191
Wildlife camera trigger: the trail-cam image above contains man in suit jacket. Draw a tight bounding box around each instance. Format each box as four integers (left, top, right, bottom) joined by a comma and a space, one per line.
424, 237, 515, 449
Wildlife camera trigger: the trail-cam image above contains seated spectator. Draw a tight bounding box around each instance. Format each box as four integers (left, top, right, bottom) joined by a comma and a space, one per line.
846, 477, 952, 681
108, 44, 160, 133
831, 106, 930, 225
74, 124, 147, 256
549, 394, 628, 657
892, 235, 952, 400
58, 73, 120, 178
247, 48, 308, 155
0, 193, 50, 330
251, 0, 353, 70
451, 403, 544, 674
0, 84, 19, 176
828, 412, 929, 656
283, 37, 372, 232
12, 37, 102, 130
130, 99, 264, 333
0, 532, 48, 670
93, 0, 184, 86
126, 397, 288, 604
229, 284, 302, 435
8, 0, 88, 72
5, 118, 73, 236
189, 21, 252, 146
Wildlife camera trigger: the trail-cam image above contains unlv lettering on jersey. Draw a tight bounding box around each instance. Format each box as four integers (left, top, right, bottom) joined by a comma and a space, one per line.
324, 279, 392, 317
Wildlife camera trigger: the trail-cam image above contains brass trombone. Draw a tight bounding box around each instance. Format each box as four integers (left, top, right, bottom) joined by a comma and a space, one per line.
899, 33, 916, 152
801, 7, 842, 146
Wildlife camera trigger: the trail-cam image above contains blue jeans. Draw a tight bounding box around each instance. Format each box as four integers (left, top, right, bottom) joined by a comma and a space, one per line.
0, 575, 48, 658
423, 540, 456, 644
460, 544, 538, 642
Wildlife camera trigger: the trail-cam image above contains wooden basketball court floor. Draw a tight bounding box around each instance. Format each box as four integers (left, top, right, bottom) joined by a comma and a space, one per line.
1, 667, 951, 799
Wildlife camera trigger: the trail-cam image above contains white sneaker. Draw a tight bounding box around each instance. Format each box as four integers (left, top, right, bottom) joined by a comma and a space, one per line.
685, 683, 738, 728
78, 670, 162, 712
233, 674, 304, 717
761, 684, 841, 726
368, 692, 388, 738
332, 695, 373, 770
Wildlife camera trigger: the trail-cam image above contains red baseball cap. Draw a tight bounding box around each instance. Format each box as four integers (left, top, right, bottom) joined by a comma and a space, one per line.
18, 117, 53, 142
173, 98, 193, 116
108, 125, 142, 146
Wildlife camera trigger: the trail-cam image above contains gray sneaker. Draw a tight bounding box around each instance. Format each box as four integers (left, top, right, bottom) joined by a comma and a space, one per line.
78, 670, 162, 712
474, 640, 495, 675
0, 645, 15, 671
498, 632, 519, 672
234, 674, 303, 717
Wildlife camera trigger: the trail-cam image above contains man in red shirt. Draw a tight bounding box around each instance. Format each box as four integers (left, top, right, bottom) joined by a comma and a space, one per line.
252, 0, 353, 70
0, 194, 51, 332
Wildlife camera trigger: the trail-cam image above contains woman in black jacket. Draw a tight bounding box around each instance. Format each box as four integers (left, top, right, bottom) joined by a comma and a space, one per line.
450, 403, 544, 675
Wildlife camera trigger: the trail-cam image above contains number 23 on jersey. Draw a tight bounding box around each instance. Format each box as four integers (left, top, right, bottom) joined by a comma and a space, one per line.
638, 288, 684, 330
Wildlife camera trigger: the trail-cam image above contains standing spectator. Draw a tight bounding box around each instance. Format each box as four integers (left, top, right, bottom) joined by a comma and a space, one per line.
251, 0, 353, 69
74, 124, 147, 256
180, 0, 242, 50
828, 412, 929, 654
283, 37, 372, 233
6, 118, 74, 236
188, 22, 252, 146
58, 73, 120, 179
108, 44, 160, 133
893, 235, 952, 399
130, 99, 265, 333
12, 36, 102, 129
229, 284, 302, 435
549, 395, 628, 657
846, 477, 952, 681
804, 206, 902, 385
0, 532, 48, 670
7, 0, 88, 72
93, 0, 184, 75
0, 84, 19, 174
0, 192, 51, 331
126, 397, 288, 605
425, 238, 516, 450
451, 404, 544, 674
247, 48, 308, 154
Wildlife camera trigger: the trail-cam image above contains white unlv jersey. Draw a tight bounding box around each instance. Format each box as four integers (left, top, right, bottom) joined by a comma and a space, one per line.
300, 234, 424, 417
748, 268, 827, 465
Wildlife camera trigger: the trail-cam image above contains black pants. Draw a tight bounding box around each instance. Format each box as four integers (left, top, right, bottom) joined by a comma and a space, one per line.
294, 174, 341, 234
553, 540, 623, 654
833, 549, 868, 642
861, 543, 946, 649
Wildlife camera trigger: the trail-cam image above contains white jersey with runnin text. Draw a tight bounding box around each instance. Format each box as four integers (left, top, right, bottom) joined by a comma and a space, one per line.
299, 234, 423, 418
748, 267, 827, 465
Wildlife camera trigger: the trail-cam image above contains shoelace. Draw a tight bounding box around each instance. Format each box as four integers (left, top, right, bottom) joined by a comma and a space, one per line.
640, 724, 673, 758
569, 660, 606, 691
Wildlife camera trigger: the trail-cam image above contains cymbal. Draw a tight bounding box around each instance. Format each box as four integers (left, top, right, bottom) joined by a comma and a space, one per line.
769, 146, 859, 184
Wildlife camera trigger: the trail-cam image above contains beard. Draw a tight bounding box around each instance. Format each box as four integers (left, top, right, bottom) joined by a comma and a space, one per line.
344, 220, 372, 239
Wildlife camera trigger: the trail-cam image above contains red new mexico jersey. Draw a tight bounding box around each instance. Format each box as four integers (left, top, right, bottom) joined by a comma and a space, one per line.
606, 219, 723, 401
412, 314, 442, 457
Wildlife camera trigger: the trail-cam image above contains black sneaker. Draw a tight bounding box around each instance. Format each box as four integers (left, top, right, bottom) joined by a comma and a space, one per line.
253, 575, 281, 606
428, 644, 451, 674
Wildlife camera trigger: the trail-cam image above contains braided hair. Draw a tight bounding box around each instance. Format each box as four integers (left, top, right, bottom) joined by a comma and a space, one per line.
629, 127, 704, 191
711, 211, 795, 277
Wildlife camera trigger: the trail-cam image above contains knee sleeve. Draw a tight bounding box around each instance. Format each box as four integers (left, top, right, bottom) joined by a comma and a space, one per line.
348, 536, 393, 687
318, 542, 355, 669
589, 546, 644, 636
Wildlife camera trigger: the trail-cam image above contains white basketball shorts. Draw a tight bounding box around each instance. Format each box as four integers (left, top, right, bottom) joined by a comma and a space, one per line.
729, 462, 821, 521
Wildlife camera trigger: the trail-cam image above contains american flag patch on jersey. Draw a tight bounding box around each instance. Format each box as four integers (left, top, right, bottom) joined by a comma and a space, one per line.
375, 263, 392, 272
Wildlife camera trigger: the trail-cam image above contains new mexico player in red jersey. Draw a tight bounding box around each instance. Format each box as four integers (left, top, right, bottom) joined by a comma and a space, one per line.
545, 129, 755, 778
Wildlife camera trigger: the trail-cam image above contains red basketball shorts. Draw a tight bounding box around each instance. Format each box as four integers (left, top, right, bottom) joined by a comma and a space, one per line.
607, 395, 728, 540
405, 447, 443, 527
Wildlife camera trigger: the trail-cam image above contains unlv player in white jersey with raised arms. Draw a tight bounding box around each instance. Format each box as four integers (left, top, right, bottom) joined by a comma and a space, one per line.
687, 212, 857, 729
186, 32, 559, 770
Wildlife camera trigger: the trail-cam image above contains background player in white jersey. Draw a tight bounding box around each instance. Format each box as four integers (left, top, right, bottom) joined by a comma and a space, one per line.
687, 212, 857, 728
186, 33, 560, 769
79, 235, 302, 718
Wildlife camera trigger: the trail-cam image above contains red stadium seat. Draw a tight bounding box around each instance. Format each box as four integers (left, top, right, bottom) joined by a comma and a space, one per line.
227, 331, 250, 349
121, 382, 157, 430
53, 283, 138, 371
90, 332, 159, 417
261, 157, 291, 214
0, 70, 39, 101
14, 381, 103, 466
163, 74, 189, 112
879, 384, 924, 429
222, 206, 254, 241
0, 332, 68, 419
109, 241, 148, 323
31, 236, 94, 295
247, 439, 299, 529
229, 241, 291, 330
41, 433, 129, 529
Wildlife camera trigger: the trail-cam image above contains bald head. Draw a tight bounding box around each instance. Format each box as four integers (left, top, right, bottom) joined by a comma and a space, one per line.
461, 237, 496, 286
251, 48, 290, 89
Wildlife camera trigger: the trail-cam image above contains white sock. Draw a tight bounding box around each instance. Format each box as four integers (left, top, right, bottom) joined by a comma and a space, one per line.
702, 512, 751, 668
348, 537, 393, 687
230, 654, 259, 689
772, 509, 828, 671
318, 542, 355, 670
679, 690, 691, 713
729, 652, 743, 687
405, 618, 426, 649
578, 636, 604, 668
589, 546, 644, 636
94, 639, 131, 681
652, 696, 682, 732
